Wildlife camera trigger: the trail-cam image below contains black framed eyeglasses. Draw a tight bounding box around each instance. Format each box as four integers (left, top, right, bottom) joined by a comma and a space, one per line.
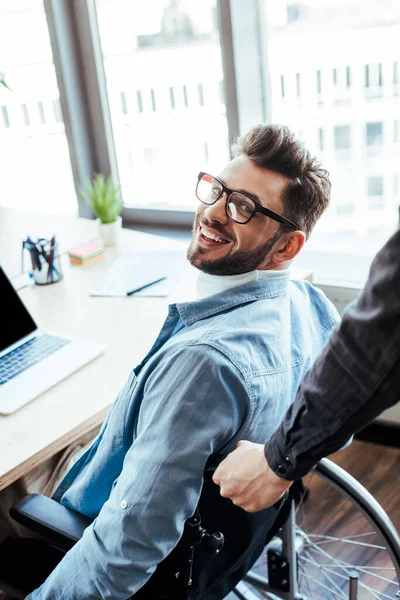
196, 172, 299, 229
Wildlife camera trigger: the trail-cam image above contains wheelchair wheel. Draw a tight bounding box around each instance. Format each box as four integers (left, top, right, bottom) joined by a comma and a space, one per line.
234, 458, 400, 600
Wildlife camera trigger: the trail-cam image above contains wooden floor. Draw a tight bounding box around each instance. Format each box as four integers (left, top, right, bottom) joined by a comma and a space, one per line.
229, 440, 400, 600
330, 439, 400, 531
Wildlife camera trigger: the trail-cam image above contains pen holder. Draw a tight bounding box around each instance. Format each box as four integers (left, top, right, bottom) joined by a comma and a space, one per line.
22, 237, 63, 285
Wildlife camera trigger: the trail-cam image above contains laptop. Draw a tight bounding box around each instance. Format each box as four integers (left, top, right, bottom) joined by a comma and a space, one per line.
0, 266, 105, 415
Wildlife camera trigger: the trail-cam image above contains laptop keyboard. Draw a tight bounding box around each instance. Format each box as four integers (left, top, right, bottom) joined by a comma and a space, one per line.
0, 334, 70, 385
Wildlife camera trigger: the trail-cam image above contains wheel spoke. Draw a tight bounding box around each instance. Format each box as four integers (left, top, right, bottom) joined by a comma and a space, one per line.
300, 554, 385, 599
302, 540, 397, 600
306, 562, 395, 571
300, 553, 396, 583
298, 568, 349, 598
301, 550, 348, 599
302, 532, 386, 550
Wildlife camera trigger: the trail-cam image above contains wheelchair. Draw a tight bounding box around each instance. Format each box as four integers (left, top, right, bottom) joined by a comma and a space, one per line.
0, 458, 399, 600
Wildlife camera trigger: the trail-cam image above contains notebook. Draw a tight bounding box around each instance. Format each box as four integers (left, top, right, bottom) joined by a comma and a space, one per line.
90, 250, 187, 297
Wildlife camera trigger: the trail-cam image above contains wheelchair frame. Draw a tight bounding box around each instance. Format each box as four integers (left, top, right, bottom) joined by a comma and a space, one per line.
234, 458, 400, 600
1, 458, 399, 600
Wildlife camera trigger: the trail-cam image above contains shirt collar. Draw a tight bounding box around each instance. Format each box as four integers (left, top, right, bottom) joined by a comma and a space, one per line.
174, 271, 291, 327
196, 268, 289, 300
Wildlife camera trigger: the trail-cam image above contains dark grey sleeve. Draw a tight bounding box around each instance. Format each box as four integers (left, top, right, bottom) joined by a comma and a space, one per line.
265, 227, 400, 481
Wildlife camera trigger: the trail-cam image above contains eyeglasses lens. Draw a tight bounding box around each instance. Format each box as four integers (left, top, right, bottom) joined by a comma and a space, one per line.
196, 174, 222, 205
226, 193, 255, 224
196, 174, 256, 223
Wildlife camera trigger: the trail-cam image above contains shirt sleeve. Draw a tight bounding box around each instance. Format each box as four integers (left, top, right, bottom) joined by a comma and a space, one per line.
27, 343, 248, 599
266, 227, 400, 480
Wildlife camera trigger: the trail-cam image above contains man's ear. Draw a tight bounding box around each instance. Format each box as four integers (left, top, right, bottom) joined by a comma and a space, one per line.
272, 231, 306, 266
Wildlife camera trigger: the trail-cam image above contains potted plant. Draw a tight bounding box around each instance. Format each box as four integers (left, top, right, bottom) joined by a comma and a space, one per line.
81, 173, 124, 246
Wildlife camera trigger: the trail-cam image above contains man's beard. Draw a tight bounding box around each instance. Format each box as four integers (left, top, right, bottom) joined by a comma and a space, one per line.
187, 217, 282, 276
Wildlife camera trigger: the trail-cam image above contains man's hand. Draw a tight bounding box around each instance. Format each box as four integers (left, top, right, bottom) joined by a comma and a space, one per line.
212, 441, 292, 512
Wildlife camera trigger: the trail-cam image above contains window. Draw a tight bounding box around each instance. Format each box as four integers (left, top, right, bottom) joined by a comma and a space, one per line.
38, 101, 46, 124
150, 89, 156, 112
120, 92, 128, 116
394, 120, 399, 144
266, 0, 400, 240
394, 61, 399, 88
1, 105, 10, 128
169, 87, 175, 110
332, 66, 352, 103
136, 90, 143, 113
296, 72, 301, 97
367, 176, 384, 209
346, 66, 351, 88
6, 1, 397, 240
197, 83, 205, 107
318, 128, 324, 151
365, 63, 383, 97
287, 4, 300, 22
367, 176, 384, 197
21, 103, 30, 126
366, 122, 383, 146
183, 85, 189, 108
95, 0, 228, 211
0, 1, 76, 214
334, 125, 351, 150
316, 70, 322, 95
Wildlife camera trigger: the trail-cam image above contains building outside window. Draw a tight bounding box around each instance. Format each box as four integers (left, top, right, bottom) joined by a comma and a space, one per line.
394, 61, 399, 94
318, 127, 324, 151
334, 125, 351, 150
367, 175, 384, 198
265, 0, 400, 237
0, 0, 76, 214
366, 122, 383, 146
95, 0, 228, 213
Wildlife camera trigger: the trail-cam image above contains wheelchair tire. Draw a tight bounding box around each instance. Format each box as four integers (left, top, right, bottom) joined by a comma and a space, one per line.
235, 457, 400, 600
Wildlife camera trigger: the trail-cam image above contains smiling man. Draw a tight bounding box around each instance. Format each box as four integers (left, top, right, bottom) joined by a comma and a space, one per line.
188, 156, 302, 276
0, 124, 340, 600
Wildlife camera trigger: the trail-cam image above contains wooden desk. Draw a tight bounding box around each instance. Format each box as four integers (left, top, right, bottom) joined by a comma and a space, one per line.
0, 208, 186, 490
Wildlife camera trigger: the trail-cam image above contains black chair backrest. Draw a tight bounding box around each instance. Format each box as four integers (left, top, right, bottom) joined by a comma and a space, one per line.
134, 469, 283, 599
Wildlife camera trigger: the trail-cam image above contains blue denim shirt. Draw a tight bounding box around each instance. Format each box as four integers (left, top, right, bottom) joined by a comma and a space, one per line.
29, 275, 339, 599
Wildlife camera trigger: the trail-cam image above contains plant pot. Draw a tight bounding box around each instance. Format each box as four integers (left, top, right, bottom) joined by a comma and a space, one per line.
97, 216, 122, 247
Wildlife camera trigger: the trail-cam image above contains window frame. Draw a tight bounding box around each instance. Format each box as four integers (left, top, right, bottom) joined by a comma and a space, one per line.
44, 0, 270, 226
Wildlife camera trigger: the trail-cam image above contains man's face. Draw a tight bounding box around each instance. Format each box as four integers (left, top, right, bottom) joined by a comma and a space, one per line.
187, 155, 289, 275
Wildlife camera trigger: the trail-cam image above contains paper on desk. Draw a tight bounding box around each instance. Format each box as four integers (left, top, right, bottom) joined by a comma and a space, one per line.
90, 250, 188, 297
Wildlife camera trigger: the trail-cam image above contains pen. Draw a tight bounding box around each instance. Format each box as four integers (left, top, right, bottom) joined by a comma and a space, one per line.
48, 236, 55, 283
126, 277, 167, 296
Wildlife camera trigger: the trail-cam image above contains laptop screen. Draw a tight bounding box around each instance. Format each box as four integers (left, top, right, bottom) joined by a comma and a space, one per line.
0, 266, 37, 353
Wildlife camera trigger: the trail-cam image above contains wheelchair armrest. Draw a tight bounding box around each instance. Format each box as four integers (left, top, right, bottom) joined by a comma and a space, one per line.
10, 494, 93, 551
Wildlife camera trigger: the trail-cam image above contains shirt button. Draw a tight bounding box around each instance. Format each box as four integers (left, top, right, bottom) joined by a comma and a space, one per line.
120, 499, 128, 509
277, 457, 291, 475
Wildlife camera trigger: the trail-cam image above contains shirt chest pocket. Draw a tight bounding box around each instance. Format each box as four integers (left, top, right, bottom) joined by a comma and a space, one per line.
101, 369, 140, 448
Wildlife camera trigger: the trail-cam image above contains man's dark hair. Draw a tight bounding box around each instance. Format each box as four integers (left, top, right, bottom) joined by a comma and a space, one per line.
232, 124, 331, 239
